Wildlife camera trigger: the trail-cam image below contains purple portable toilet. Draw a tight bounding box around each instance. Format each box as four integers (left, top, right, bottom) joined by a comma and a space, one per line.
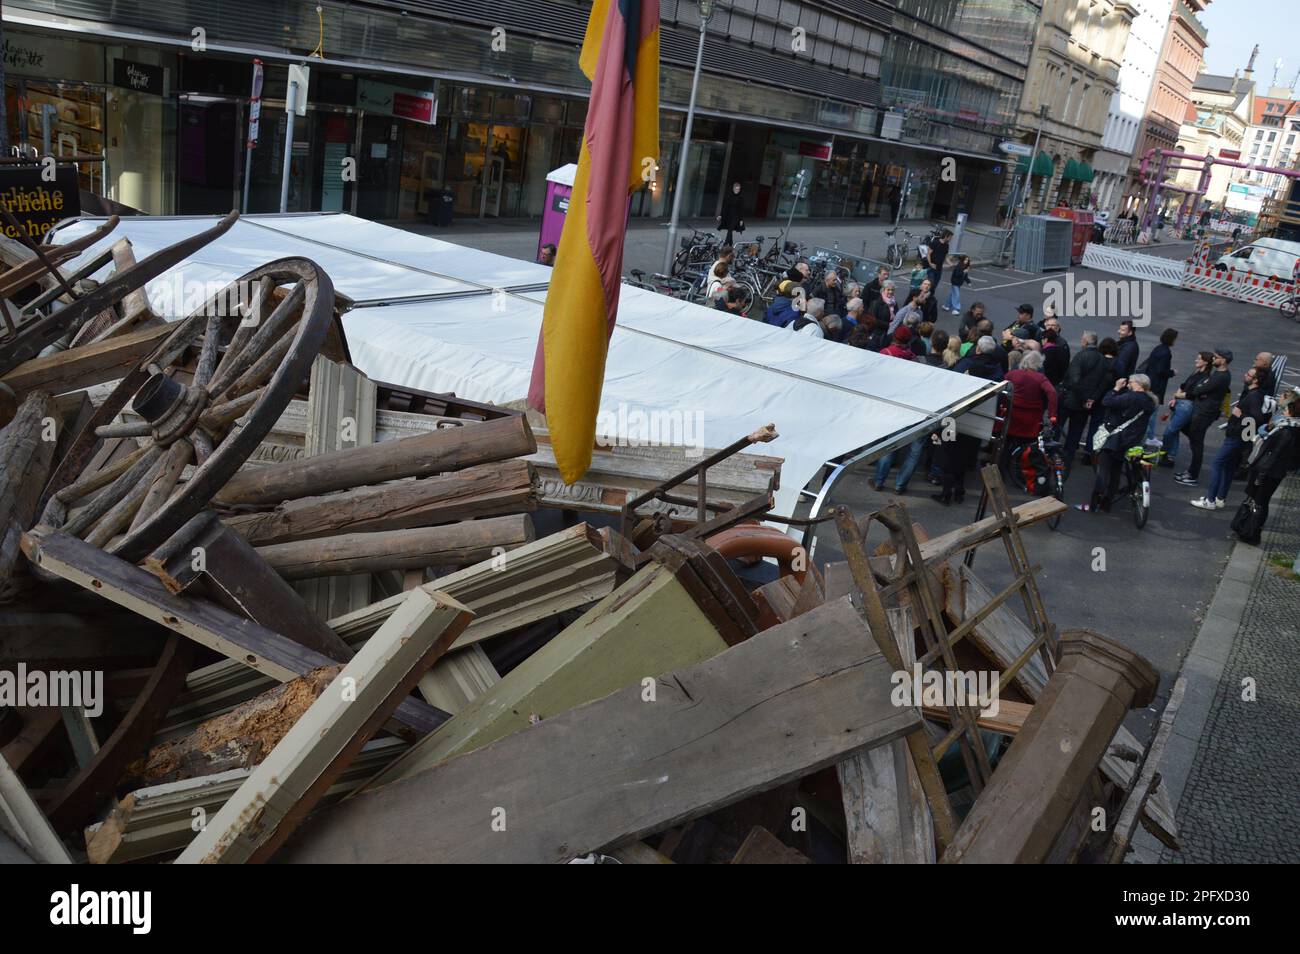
538, 164, 577, 263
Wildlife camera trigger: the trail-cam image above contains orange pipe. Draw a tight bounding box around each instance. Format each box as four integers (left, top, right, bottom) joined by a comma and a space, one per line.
706, 524, 806, 583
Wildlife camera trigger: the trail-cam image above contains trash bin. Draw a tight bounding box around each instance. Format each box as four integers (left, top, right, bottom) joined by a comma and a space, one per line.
429, 189, 454, 227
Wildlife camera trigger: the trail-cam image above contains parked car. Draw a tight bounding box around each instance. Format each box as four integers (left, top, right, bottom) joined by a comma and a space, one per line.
1212, 238, 1300, 282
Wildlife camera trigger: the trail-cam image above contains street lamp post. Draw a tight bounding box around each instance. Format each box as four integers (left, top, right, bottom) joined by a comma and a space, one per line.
1020, 104, 1049, 215
662, 0, 714, 275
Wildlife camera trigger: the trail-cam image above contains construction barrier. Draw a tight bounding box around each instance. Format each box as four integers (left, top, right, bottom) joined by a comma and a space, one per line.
1082, 243, 1293, 314
1080, 243, 1186, 286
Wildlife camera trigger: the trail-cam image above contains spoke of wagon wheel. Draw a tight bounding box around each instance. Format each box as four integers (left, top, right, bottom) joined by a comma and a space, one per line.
192, 314, 226, 390
93, 420, 154, 440
191, 427, 215, 465
85, 447, 178, 548
127, 440, 194, 535
198, 387, 267, 431
64, 445, 163, 538
55, 444, 151, 506
207, 281, 305, 398
225, 323, 299, 399
209, 275, 275, 389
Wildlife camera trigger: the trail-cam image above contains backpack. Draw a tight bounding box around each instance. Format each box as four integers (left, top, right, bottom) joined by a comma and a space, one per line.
1230, 497, 1265, 545
1016, 442, 1052, 496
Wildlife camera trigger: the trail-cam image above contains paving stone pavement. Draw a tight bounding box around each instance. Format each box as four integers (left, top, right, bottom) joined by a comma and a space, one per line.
1155, 474, 1300, 863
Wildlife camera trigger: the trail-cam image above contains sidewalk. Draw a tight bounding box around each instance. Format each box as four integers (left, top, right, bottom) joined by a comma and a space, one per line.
1130, 474, 1300, 864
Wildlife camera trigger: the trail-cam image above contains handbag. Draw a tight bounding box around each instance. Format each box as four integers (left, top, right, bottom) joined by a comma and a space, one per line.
1230, 497, 1264, 544
1091, 412, 1142, 452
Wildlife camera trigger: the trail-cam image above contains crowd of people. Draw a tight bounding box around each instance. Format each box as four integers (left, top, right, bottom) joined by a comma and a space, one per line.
722, 248, 1299, 539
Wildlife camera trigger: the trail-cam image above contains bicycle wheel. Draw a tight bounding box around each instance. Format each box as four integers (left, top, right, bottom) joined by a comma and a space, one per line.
887, 244, 903, 269
1047, 462, 1065, 530
1281, 296, 1300, 321
1132, 476, 1150, 529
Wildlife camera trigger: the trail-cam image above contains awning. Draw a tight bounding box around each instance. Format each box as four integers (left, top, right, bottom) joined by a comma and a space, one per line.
1017, 151, 1054, 177
48, 213, 1003, 521
1061, 159, 1080, 181
1076, 161, 1095, 182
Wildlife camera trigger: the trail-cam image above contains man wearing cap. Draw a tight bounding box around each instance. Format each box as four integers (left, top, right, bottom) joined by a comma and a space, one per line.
1194, 365, 1270, 510
1174, 347, 1233, 487
765, 279, 803, 328
881, 324, 917, 360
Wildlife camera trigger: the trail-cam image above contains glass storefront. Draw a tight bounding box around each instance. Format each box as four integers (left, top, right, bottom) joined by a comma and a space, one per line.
2, 30, 176, 214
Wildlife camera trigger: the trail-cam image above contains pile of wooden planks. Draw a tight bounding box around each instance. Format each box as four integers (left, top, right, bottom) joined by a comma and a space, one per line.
1, 232, 1186, 865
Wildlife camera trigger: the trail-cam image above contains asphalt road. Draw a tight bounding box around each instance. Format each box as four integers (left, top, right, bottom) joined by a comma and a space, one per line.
809, 239, 1300, 735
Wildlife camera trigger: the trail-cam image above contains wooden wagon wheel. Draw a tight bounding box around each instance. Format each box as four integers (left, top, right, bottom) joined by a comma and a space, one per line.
38, 257, 334, 565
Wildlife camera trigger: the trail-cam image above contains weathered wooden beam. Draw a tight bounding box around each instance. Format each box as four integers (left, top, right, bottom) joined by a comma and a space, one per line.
0, 390, 58, 599
0, 322, 173, 400
0, 752, 72, 863
85, 738, 408, 864
917, 496, 1067, 567
369, 560, 729, 785
730, 825, 812, 864
941, 629, 1158, 864
145, 511, 353, 662
922, 700, 1033, 737
279, 597, 919, 864
254, 515, 534, 581
217, 413, 536, 506
177, 587, 473, 863
20, 528, 448, 739
0, 707, 63, 775
825, 562, 935, 865
127, 666, 341, 787
222, 458, 538, 546
245, 401, 781, 522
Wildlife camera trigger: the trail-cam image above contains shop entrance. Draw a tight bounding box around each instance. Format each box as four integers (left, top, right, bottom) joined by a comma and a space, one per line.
178, 95, 240, 214
5, 80, 107, 195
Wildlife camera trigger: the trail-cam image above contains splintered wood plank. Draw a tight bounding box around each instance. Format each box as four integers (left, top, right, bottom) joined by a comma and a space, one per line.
176, 588, 473, 864
21, 528, 448, 740
279, 597, 918, 864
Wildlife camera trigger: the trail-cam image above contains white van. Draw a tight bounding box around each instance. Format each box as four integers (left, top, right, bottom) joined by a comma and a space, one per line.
1212, 238, 1300, 282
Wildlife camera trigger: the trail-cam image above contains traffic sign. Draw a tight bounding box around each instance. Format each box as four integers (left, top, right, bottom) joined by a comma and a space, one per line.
999, 141, 1034, 157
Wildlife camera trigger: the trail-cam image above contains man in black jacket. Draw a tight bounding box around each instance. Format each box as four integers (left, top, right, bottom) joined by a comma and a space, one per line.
864, 265, 891, 302
1060, 331, 1106, 478
1079, 373, 1157, 512
1174, 348, 1233, 487
1114, 320, 1140, 379
1196, 365, 1270, 509
1240, 391, 1300, 533
959, 302, 986, 340
1138, 327, 1177, 441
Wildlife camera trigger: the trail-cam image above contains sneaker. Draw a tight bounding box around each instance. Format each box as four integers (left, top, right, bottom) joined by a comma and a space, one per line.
1214, 498, 1225, 510
1174, 473, 1198, 486
1190, 497, 1216, 509
872, 481, 885, 492
894, 485, 908, 495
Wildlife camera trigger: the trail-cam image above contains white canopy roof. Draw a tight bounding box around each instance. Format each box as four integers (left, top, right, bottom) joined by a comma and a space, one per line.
50, 213, 1000, 518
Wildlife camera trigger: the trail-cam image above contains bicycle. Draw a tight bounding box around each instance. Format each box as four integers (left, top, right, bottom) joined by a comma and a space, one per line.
883, 226, 918, 269
670, 229, 720, 278
627, 269, 693, 298
1039, 424, 1067, 530
1117, 445, 1163, 529
1280, 292, 1299, 321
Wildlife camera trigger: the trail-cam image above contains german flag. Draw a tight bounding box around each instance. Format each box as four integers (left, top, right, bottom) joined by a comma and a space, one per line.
527, 0, 660, 484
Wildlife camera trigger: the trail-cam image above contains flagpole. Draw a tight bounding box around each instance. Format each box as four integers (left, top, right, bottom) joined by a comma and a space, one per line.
662, 0, 714, 275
